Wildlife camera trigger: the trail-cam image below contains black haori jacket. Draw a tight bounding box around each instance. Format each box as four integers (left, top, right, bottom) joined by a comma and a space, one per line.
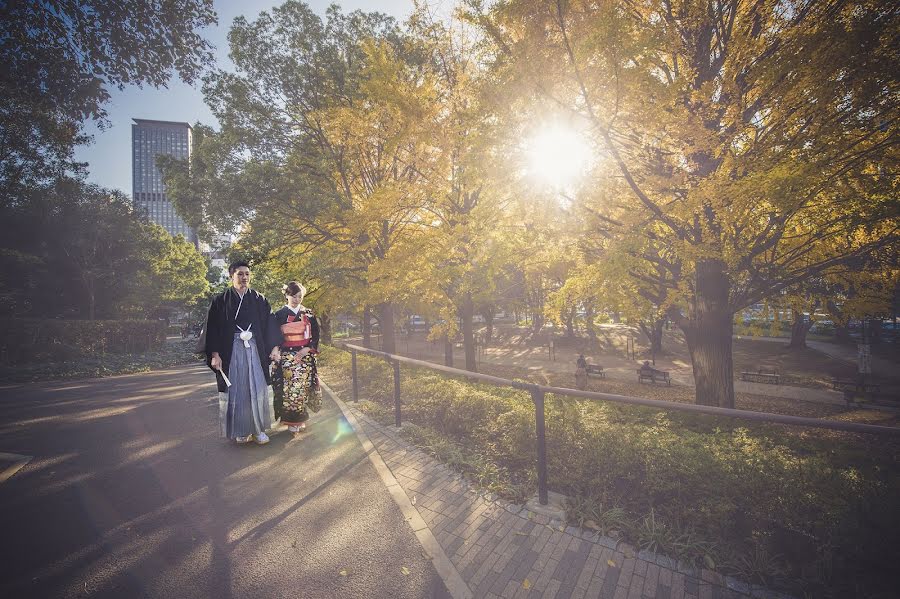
203, 288, 283, 393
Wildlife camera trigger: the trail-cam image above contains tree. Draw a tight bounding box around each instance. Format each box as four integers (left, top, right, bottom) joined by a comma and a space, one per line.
0, 0, 215, 201
0, 178, 208, 321
128, 225, 211, 320
50, 182, 151, 320
391, 7, 515, 371
163, 2, 436, 355
475, 0, 900, 406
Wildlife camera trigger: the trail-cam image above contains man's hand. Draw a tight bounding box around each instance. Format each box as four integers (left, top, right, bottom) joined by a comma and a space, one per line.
211, 352, 222, 371
270, 347, 281, 362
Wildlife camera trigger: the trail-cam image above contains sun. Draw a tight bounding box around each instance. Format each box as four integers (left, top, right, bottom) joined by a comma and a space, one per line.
524, 125, 593, 189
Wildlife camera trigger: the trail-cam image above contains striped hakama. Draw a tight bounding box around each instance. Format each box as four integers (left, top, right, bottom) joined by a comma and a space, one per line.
219, 333, 275, 439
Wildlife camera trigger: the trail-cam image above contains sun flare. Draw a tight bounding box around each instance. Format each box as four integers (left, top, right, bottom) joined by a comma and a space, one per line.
525, 125, 593, 189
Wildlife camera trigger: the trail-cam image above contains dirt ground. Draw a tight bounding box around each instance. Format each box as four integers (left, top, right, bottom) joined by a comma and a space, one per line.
351, 320, 900, 410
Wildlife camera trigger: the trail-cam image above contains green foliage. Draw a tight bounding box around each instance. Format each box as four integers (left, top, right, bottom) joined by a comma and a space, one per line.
0, 338, 202, 383
319, 346, 900, 597
0, 318, 167, 366
113, 223, 211, 321
0, 179, 208, 320
0, 0, 215, 198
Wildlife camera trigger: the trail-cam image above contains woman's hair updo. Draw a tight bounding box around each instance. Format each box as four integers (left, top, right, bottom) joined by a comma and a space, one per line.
282, 281, 306, 299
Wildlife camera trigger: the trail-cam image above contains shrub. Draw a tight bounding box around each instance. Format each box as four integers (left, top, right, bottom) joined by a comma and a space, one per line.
0, 318, 167, 365
317, 346, 900, 598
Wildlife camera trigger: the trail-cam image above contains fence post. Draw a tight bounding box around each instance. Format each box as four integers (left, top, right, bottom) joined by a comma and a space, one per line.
351, 348, 359, 402
393, 358, 402, 427
531, 386, 549, 505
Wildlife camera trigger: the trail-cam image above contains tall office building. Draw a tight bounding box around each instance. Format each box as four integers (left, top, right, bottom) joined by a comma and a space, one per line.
131, 119, 197, 244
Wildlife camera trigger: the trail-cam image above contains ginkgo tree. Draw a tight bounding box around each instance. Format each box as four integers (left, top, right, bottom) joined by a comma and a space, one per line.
473, 0, 900, 406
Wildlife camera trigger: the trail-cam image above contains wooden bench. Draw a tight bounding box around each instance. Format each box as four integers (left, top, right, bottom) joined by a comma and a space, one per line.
585, 363, 605, 378
740, 368, 780, 384
831, 378, 880, 398
637, 368, 671, 385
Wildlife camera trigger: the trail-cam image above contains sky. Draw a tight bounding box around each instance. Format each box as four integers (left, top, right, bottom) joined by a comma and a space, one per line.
72, 0, 417, 195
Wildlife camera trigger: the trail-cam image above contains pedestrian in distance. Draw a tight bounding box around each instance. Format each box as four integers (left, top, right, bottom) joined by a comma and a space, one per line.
273, 281, 322, 435
202, 260, 283, 445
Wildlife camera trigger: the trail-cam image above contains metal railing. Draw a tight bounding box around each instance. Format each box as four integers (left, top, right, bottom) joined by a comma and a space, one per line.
342, 343, 900, 506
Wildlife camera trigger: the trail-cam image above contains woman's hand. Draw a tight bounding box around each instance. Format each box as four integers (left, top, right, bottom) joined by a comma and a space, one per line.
211, 352, 222, 371
299, 347, 311, 358
270, 347, 281, 362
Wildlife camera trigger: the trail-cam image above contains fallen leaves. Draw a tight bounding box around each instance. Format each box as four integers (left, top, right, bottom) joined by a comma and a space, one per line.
401, 566, 410, 576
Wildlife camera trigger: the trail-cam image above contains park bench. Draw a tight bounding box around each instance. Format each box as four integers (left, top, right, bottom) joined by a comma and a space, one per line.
585, 363, 605, 378
740, 368, 780, 385
831, 378, 880, 403
637, 367, 671, 386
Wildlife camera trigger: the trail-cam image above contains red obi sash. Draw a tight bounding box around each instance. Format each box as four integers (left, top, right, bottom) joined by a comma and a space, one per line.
281, 313, 311, 348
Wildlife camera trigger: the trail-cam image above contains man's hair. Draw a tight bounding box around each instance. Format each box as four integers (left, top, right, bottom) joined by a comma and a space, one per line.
228, 260, 250, 275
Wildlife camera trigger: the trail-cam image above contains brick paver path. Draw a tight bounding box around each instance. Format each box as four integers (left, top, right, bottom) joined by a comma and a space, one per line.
334, 392, 783, 599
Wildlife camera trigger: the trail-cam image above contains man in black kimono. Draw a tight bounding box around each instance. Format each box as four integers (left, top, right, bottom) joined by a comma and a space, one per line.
203, 260, 283, 444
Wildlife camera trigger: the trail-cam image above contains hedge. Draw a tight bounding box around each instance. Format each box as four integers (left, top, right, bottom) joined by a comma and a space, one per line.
0, 318, 167, 364
318, 346, 900, 599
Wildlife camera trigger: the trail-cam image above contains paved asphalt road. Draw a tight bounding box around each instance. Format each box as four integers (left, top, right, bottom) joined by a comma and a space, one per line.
0, 364, 451, 598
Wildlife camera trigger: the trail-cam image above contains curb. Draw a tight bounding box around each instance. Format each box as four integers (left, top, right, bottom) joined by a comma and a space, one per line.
321, 381, 474, 599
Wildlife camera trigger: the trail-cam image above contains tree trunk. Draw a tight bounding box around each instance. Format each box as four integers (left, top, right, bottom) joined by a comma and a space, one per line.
678, 261, 735, 408
319, 312, 332, 344
483, 310, 494, 345
651, 320, 664, 354
531, 312, 544, 337
86, 277, 96, 321
379, 303, 396, 354
787, 309, 814, 349
584, 305, 597, 339
638, 320, 665, 355
444, 334, 454, 367
867, 318, 883, 344
563, 306, 575, 338
460, 293, 476, 371
362, 306, 372, 348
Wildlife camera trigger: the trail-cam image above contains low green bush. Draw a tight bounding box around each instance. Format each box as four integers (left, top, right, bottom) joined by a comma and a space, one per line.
0, 318, 167, 365
318, 346, 900, 598
0, 338, 201, 382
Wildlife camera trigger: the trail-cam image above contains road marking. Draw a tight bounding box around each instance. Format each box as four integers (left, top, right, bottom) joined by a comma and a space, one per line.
322, 381, 473, 599
0, 452, 33, 483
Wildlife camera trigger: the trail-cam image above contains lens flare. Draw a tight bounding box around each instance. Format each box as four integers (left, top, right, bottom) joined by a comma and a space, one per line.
332, 418, 354, 443
525, 125, 593, 189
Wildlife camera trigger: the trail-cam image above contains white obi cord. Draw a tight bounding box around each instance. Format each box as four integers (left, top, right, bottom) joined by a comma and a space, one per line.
237, 323, 253, 348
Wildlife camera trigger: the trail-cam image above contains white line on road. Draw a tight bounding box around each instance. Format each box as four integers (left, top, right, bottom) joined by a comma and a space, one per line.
0, 452, 33, 484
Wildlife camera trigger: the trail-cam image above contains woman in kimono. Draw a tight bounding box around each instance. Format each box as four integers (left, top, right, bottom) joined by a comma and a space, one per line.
203, 260, 283, 444
272, 281, 321, 434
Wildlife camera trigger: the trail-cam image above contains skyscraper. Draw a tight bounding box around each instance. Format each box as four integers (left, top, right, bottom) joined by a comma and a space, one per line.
131, 119, 197, 244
